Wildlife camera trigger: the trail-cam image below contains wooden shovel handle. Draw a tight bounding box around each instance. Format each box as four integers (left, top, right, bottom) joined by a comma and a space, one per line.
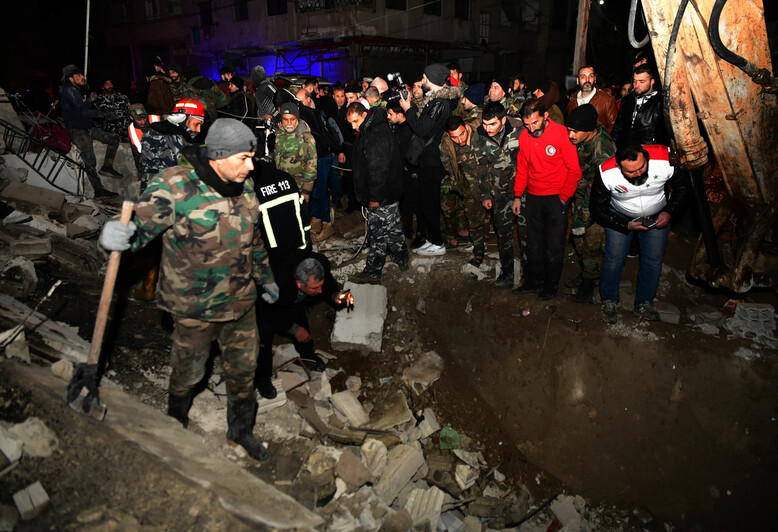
87, 201, 134, 365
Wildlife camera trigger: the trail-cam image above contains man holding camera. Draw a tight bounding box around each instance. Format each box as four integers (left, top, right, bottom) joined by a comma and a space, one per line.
590, 143, 689, 324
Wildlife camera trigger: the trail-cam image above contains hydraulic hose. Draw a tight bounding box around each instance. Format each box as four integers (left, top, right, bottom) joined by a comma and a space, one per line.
708, 0, 777, 88
628, 0, 650, 48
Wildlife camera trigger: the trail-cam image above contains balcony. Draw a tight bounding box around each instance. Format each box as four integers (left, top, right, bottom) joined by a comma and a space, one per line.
295, 0, 374, 13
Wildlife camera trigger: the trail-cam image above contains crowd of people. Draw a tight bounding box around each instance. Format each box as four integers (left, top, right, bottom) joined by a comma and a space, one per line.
60, 54, 689, 464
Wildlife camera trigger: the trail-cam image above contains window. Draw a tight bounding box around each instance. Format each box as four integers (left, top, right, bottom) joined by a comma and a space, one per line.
145, 0, 160, 19
168, 0, 182, 16
455, 0, 469, 20
479, 12, 490, 44
385, 0, 406, 9
268, 0, 288, 16
235, 0, 249, 20
423, 0, 441, 16
199, 1, 213, 26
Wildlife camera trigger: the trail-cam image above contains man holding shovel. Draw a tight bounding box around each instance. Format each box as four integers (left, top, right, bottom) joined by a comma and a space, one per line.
98, 119, 279, 463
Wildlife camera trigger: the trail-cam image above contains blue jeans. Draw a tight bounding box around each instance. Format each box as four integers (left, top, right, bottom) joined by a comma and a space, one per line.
329, 163, 343, 203
311, 153, 333, 222
600, 224, 671, 307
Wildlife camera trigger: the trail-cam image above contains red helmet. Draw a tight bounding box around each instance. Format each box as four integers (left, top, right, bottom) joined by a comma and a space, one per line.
173, 98, 205, 120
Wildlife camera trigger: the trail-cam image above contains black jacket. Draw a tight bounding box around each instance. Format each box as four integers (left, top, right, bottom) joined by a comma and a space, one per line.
405, 85, 459, 167
352, 108, 404, 206
300, 106, 341, 158
391, 120, 417, 173
611, 92, 670, 148
251, 159, 310, 251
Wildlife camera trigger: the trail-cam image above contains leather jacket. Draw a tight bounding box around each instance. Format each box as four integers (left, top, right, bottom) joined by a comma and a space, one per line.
611, 92, 670, 148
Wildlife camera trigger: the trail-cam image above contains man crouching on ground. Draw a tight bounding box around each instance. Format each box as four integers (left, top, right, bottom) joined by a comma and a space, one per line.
99, 118, 280, 463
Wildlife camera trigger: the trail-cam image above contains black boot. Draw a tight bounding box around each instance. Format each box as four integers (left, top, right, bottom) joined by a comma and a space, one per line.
167, 392, 192, 428
226, 395, 270, 463
570, 277, 596, 304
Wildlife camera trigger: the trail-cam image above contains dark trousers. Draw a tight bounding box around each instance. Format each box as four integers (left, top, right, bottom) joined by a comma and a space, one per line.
256, 302, 314, 383
525, 193, 569, 292
400, 170, 425, 237
418, 164, 445, 245
68, 127, 119, 191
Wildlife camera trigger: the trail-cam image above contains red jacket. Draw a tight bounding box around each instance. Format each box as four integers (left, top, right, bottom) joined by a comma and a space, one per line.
514, 120, 581, 202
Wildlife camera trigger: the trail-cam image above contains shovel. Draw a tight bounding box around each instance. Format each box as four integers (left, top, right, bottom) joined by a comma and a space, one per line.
65, 200, 134, 420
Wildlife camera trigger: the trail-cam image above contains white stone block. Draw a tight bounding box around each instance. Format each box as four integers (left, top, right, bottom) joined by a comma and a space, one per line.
331, 282, 387, 353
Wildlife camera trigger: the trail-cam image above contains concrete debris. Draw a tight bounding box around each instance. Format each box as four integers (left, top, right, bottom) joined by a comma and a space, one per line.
305, 445, 343, 477
411, 257, 438, 273
439, 511, 466, 532
0, 426, 24, 464
462, 515, 482, 532
0, 257, 37, 298
655, 301, 681, 324
405, 486, 445, 532
0, 503, 19, 531
11, 236, 51, 257
12, 481, 50, 520
256, 379, 287, 414
724, 303, 778, 348
331, 282, 388, 353
273, 343, 302, 366
359, 506, 380, 530
312, 372, 332, 401
493, 469, 506, 483
550, 494, 588, 531
370, 391, 413, 430
3, 330, 30, 363
74, 505, 141, 529
409, 407, 441, 441
693, 323, 720, 336
278, 370, 306, 392
374, 443, 425, 504
461, 263, 487, 281
453, 449, 485, 470
333, 477, 349, 501
50, 359, 73, 381
335, 448, 371, 491
0, 181, 66, 215
482, 482, 506, 499
8, 417, 59, 458
361, 438, 389, 480
330, 390, 369, 427
25, 215, 67, 236
403, 351, 444, 395
377, 508, 413, 532
0, 165, 28, 182
455, 464, 478, 490
66, 214, 102, 238
345, 375, 362, 394
468, 496, 510, 518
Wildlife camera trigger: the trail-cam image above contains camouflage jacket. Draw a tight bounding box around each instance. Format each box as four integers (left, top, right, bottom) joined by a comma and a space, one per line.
573, 124, 616, 228
462, 106, 483, 129
440, 126, 482, 197
94, 92, 131, 141
473, 121, 521, 201
273, 120, 317, 194
169, 79, 186, 102
130, 145, 273, 322
182, 76, 229, 121
139, 119, 196, 191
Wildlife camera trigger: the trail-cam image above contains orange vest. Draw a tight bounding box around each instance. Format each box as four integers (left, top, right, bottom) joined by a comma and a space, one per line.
128, 115, 160, 152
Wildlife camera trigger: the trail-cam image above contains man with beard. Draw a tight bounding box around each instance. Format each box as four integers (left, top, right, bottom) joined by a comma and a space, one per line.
566, 66, 618, 133
98, 119, 278, 463
512, 99, 581, 300
565, 104, 616, 303
59, 64, 120, 199
399, 63, 460, 256
220, 76, 255, 124
591, 143, 689, 323
94, 79, 131, 142
611, 65, 669, 148
168, 63, 186, 101
273, 102, 317, 200
460, 83, 484, 128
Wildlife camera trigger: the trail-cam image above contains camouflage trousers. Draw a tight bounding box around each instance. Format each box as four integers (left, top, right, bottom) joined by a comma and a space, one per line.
441, 180, 488, 258
571, 222, 605, 279
365, 202, 409, 277
169, 306, 258, 399
68, 127, 119, 192
492, 193, 518, 270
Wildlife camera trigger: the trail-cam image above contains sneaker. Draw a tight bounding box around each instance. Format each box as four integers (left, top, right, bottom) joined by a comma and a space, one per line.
416, 243, 446, 256
256, 379, 278, 400
493, 271, 514, 288
355, 271, 382, 284
601, 300, 619, 324
99, 166, 123, 178
2, 210, 32, 225
512, 283, 541, 295
94, 188, 119, 200
634, 302, 660, 321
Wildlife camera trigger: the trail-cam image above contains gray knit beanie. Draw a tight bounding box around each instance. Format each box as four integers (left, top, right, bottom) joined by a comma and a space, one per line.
205, 119, 257, 159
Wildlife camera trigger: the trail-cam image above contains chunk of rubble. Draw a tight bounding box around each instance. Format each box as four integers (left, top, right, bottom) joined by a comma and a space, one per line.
405, 486, 445, 532
11, 237, 51, 258
455, 464, 478, 490
306, 445, 342, 476
331, 282, 388, 353
0, 503, 19, 531
0, 257, 37, 298
8, 417, 58, 458
335, 448, 371, 492
50, 359, 73, 381
0, 181, 66, 214
550, 494, 588, 531
377, 508, 413, 532
408, 407, 441, 441
370, 391, 413, 430
654, 301, 680, 324
468, 496, 510, 518
461, 263, 487, 281
330, 390, 369, 427
312, 372, 332, 401
453, 449, 485, 470
345, 375, 361, 394
403, 351, 444, 395
0, 425, 24, 465
361, 438, 388, 480
439, 511, 466, 532
13, 481, 50, 520
256, 379, 287, 414
3, 330, 30, 363
374, 443, 425, 504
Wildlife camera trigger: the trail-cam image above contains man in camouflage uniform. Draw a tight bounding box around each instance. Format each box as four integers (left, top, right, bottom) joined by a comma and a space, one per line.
167, 63, 186, 102
566, 104, 615, 303
474, 101, 522, 288
273, 102, 317, 199
94, 79, 131, 142
461, 83, 484, 128
486, 78, 515, 111
440, 115, 488, 267
182, 66, 229, 122
99, 119, 279, 464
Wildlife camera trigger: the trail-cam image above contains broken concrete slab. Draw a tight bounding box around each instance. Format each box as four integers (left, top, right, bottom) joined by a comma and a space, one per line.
346, 375, 361, 394
440, 511, 466, 532
25, 215, 67, 236
403, 351, 444, 395
411, 257, 438, 273
8, 417, 58, 458
468, 496, 509, 518
256, 379, 287, 414
7, 362, 323, 529
10, 237, 51, 258
377, 508, 413, 532
13, 481, 50, 520
453, 449, 485, 470
0, 256, 37, 298
306, 445, 343, 476
331, 281, 388, 353
417, 408, 441, 439
455, 464, 478, 491
550, 494, 586, 531
655, 301, 681, 324
0, 181, 65, 215
361, 438, 388, 480
66, 214, 102, 238
461, 263, 488, 281
330, 390, 369, 427
370, 391, 413, 430
0, 426, 24, 464
462, 515, 482, 532
374, 442, 425, 505
405, 486, 445, 532
335, 448, 371, 491
3, 330, 30, 364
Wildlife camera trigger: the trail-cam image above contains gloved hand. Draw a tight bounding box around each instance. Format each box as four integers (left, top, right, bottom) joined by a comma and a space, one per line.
99, 220, 137, 251
261, 282, 280, 304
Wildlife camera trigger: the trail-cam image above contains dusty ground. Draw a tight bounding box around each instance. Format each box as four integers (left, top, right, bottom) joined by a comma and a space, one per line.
2, 207, 777, 531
